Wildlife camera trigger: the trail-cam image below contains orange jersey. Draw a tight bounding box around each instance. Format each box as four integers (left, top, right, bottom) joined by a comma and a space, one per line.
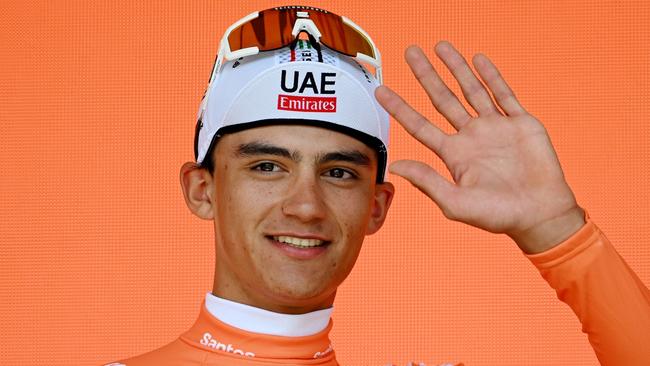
524, 209, 650, 364
104, 209, 650, 365
105, 303, 340, 366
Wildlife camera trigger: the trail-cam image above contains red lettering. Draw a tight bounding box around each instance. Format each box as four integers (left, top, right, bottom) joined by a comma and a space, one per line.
277, 94, 337, 113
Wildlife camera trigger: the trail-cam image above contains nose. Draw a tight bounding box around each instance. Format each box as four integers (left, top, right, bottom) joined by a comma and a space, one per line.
281, 173, 327, 222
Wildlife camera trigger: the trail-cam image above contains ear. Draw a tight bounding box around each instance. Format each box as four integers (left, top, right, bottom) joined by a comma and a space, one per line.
179, 161, 215, 220
365, 181, 395, 235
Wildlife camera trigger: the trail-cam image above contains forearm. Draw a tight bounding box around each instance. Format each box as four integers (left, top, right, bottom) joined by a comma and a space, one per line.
526, 209, 650, 365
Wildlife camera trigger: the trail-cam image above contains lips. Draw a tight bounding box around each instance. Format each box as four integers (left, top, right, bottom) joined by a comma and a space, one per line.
266, 234, 331, 259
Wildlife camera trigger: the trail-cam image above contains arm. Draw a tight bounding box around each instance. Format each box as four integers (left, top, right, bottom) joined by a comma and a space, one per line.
526, 208, 650, 364
375, 41, 650, 364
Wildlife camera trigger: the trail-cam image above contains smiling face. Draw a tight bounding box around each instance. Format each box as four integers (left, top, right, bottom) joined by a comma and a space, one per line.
180, 124, 393, 314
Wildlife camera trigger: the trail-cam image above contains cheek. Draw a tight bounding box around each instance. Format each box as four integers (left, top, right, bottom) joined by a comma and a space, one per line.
214, 175, 254, 244
215, 175, 286, 244
325, 186, 374, 269
329, 187, 374, 231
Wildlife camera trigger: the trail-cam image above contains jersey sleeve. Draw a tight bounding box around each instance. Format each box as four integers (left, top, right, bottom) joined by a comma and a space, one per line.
525, 208, 650, 365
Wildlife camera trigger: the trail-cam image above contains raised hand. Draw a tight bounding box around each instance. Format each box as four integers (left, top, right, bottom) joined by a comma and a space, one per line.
375, 41, 586, 254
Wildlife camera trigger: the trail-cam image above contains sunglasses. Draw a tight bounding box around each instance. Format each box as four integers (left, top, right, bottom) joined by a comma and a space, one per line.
207, 5, 383, 84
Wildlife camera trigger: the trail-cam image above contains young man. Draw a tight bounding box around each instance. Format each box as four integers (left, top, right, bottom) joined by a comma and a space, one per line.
104, 6, 650, 366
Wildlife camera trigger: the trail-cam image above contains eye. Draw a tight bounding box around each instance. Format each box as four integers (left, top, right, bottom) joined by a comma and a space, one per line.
325, 168, 356, 179
253, 162, 281, 172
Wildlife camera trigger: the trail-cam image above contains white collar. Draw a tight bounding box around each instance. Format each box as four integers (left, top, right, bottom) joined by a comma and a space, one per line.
204, 292, 333, 337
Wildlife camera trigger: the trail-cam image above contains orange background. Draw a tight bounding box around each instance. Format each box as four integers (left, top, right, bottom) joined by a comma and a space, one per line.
1, 1, 649, 365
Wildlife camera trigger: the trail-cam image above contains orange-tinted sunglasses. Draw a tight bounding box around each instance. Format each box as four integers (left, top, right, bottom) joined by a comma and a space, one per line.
208, 5, 382, 84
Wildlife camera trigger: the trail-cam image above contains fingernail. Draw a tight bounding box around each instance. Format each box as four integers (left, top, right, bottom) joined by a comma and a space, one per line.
474, 54, 485, 67
437, 41, 451, 53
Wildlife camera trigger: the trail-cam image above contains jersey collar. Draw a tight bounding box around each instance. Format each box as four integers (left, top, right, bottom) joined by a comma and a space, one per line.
204, 292, 333, 337
179, 295, 337, 363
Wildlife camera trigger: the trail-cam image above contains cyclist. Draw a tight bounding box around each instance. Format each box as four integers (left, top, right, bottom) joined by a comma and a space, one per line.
104, 6, 650, 366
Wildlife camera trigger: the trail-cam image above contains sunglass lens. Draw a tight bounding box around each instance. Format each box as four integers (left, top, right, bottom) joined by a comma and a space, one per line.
309, 11, 375, 59
227, 9, 296, 52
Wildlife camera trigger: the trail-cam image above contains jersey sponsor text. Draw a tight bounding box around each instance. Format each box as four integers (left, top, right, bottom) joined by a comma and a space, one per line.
199, 332, 255, 357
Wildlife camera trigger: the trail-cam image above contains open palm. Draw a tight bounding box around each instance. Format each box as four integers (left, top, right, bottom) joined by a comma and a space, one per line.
375, 41, 584, 253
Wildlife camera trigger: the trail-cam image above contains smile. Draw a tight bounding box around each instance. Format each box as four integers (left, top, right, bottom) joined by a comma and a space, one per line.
272, 235, 326, 248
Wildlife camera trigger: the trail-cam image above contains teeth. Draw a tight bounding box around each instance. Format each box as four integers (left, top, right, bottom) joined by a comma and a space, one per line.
273, 236, 324, 248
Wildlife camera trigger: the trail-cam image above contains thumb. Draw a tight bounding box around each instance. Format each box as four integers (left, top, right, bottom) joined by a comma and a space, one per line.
389, 160, 459, 217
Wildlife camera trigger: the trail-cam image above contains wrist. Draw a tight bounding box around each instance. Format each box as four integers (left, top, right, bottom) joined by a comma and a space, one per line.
508, 206, 587, 254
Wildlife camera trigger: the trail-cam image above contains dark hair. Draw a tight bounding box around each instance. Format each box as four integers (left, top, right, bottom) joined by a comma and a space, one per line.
198, 138, 217, 174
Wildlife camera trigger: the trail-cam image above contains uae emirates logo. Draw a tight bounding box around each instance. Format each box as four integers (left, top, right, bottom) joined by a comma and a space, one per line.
277, 94, 336, 112
277, 69, 337, 113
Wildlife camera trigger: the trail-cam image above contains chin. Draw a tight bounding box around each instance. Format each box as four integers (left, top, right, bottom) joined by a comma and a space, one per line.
260, 280, 337, 311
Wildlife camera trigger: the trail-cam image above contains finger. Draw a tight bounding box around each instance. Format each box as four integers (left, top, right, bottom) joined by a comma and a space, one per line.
472, 53, 527, 116
404, 45, 472, 131
375, 85, 448, 154
435, 41, 499, 116
389, 160, 458, 218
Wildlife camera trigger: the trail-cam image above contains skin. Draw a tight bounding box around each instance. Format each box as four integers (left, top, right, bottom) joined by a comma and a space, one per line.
180, 125, 394, 314
179, 40, 586, 317
375, 41, 586, 254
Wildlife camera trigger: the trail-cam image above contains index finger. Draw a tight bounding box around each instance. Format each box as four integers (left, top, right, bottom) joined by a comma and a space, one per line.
404, 45, 473, 131
375, 85, 448, 156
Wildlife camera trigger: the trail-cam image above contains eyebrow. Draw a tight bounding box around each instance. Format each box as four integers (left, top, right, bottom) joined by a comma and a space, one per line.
236, 141, 371, 167
236, 142, 301, 161
316, 151, 371, 166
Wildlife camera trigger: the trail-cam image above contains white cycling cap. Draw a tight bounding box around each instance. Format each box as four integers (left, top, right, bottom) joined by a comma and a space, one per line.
194, 40, 390, 181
